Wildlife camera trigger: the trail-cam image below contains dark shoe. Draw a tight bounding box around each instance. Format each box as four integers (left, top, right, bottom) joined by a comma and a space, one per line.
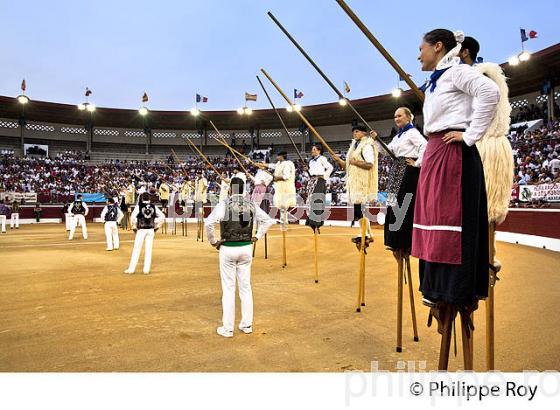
351, 236, 374, 254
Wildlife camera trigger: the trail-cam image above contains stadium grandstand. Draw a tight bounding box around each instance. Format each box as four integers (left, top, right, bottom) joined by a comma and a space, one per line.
1, 43, 559, 209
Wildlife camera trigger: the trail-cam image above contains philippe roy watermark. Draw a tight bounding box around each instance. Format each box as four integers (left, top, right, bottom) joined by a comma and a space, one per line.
345, 361, 560, 406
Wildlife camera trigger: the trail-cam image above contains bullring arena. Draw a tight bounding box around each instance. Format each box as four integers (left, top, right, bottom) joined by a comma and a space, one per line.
1, 7, 560, 381
1, 208, 559, 372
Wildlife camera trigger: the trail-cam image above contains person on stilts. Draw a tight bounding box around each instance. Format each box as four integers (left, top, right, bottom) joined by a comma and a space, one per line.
412, 29, 500, 370
378, 107, 427, 351
334, 123, 378, 311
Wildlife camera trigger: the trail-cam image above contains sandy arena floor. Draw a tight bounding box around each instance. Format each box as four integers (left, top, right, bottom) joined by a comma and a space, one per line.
0, 222, 559, 372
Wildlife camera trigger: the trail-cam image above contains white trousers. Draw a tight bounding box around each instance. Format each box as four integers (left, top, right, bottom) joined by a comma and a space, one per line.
69, 215, 87, 240
65, 213, 73, 230
0, 215, 6, 233
104, 221, 120, 250
127, 228, 155, 273
219, 245, 253, 332
10, 213, 19, 229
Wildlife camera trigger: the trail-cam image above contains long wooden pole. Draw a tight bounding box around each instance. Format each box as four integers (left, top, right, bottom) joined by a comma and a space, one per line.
261, 68, 339, 160
256, 75, 307, 166
208, 121, 268, 170
208, 121, 250, 175
184, 137, 221, 177
267, 11, 396, 160
334, 0, 424, 103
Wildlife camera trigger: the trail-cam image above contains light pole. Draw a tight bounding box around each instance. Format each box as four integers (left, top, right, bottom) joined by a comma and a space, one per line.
17, 79, 30, 154
139, 92, 150, 155
77, 88, 95, 155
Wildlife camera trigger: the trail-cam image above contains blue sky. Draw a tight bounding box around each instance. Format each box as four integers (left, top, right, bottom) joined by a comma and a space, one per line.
0, 0, 558, 110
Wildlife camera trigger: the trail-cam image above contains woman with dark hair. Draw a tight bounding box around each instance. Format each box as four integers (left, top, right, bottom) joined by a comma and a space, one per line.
412, 29, 500, 369
305, 144, 333, 232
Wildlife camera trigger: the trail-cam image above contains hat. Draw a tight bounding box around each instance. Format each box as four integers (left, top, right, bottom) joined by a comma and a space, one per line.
277, 151, 288, 157
352, 123, 368, 132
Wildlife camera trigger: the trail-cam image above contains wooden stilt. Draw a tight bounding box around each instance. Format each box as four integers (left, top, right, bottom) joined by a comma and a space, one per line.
438, 305, 455, 371
461, 311, 474, 371
470, 313, 474, 362
264, 233, 268, 259
360, 218, 367, 307
161, 211, 167, 234
201, 210, 204, 243
196, 207, 201, 242
486, 223, 496, 370
356, 216, 367, 312
405, 256, 419, 342
314, 229, 319, 283
252, 221, 258, 257
282, 209, 287, 268
396, 253, 404, 352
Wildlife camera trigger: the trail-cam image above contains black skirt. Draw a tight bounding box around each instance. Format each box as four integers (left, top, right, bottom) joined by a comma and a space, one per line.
384, 164, 420, 251
419, 143, 489, 305
305, 177, 327, 229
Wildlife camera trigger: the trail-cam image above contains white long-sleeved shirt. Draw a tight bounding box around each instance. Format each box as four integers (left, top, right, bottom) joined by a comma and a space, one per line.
267, 161, 295, 181
423, 64, 500, 146
100, 205, 124, 224
308, 155, 334, 179
377, 127, 428, 167
68, 201, 89, 216
204, 195, 275, 245
130, 204, 165, 230
349, 140, 375, 164
250, 169, 274, 186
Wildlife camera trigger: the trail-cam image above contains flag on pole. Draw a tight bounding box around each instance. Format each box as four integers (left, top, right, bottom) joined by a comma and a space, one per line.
142, 92, 149, 103
520, 28, 537, 42
294, 89, 304, 99
398, 73, 412, 82
85, 87, 92, 97
21, 79, 26, 92
196, 94, 208, 103
343, 81, 351, 94
245, 92, 257, 102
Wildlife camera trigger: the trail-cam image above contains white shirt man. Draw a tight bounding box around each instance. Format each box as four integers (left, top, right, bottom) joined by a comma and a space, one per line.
205, 178, 274, 338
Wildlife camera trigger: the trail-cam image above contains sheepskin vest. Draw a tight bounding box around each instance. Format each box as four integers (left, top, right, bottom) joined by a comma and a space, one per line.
346, 137, 378, 204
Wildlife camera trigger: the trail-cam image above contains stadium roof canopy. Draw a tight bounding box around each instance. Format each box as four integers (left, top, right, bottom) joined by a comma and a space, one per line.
1, 43, 559, 131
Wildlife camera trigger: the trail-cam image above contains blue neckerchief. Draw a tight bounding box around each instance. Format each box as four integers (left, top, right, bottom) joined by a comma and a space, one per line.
419, 67, 451, 93
396, 123, 414, 138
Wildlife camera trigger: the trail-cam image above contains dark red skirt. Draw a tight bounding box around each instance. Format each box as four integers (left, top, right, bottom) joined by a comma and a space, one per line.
412, 131, 489, 304
412, 133, 462, 263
